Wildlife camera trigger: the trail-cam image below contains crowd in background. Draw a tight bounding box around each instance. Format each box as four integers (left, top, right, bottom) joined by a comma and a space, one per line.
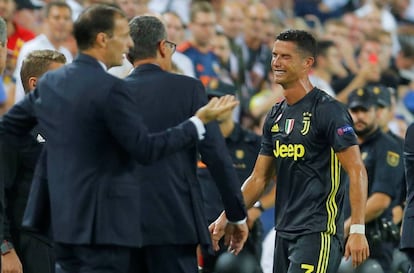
1, 0, 414, 273
0, 0, 413, 134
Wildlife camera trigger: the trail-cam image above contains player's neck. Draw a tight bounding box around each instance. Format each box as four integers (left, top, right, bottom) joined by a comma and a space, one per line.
282, 79, 314, 105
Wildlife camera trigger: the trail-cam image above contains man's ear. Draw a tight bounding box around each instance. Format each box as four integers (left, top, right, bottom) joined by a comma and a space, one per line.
158, 40, 167, 58
28, 77, 37, 92
304, 56, 315, 69
96, 32, 108, 48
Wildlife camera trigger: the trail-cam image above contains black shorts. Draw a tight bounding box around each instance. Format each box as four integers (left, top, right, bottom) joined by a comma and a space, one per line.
273, 232, 342, 273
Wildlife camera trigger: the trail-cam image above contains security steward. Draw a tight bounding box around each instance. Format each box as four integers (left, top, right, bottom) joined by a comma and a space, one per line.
345, 87, 404, 273
370, 84, 407, 227
197, 80, 271, 273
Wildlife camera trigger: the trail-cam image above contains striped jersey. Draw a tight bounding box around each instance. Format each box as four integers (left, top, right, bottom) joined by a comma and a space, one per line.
260, 88, 358, 239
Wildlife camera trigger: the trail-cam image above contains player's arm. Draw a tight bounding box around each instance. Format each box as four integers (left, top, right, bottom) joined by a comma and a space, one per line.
364, 193, 391, 223
337, 145, 367, 232
247, 181, 276, 229
241, 154, 276, 209
336, 145, 369, 267
209, 154, 275, 250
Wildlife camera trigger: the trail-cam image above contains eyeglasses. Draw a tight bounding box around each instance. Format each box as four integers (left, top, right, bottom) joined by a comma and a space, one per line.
165, 40, 177, 54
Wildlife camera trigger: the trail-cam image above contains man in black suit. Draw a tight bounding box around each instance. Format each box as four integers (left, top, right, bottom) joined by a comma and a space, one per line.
402, 123, 414, 273
123, 15, 248, 273
0, 5, 245, 273
0, 49, 66, 273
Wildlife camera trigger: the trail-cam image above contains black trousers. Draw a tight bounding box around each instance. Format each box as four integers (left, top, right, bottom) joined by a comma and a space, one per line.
55, 243, 198, 273
12, 230, 55, 273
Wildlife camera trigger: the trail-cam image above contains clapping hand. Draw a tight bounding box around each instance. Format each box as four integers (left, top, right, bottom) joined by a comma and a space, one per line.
195, 95, 239, 124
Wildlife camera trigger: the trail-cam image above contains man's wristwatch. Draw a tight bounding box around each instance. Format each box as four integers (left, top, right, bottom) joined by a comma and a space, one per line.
1, 240, 14, 255
253, 201, 265, 212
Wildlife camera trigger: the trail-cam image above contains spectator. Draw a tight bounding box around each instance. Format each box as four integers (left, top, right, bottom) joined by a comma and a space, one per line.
178, 1, 220, 87
162, 11, 195, 77
309, 39, 343, 97
13, 1, 73, 103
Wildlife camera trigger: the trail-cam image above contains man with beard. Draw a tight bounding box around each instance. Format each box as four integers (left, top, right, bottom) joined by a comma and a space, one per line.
346, 87, 404, 273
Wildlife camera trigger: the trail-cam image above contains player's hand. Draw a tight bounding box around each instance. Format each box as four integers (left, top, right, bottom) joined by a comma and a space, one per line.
1, 248, 23, 273
344, 233, 370, 268
195, 95, 239, 124
209, 211, 227, 251
224, 221, 249, 255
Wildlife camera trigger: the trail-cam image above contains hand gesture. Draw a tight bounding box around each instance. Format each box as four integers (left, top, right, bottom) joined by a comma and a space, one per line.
195, 95, 239, 124
344, 234, 370, 268
224, 222, 249, 255
209, 212, 227, 251
209, 212, 248, 255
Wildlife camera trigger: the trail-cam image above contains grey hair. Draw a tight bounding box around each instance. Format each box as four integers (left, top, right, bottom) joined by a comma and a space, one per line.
127, 15, 167, 62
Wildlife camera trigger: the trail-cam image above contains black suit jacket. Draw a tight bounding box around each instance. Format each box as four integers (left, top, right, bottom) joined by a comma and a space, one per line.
0, 128, 46, 242
124, 64, 246, 246
401, 123, 414, 249
0, 54, 202, 247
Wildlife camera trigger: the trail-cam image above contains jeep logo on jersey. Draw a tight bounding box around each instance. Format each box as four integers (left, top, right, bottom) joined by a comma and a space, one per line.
273, 140, 305, 160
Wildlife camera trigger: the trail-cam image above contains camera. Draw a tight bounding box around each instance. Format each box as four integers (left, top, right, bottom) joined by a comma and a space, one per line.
366, 218, 400, 244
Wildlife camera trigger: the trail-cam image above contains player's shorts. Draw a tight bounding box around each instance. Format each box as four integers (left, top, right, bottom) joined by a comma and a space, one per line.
273, 232, 342, 273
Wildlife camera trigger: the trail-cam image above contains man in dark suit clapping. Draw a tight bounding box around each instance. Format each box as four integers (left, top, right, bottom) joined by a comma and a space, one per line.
0, 5, 245, 273
123, 15, 248, 273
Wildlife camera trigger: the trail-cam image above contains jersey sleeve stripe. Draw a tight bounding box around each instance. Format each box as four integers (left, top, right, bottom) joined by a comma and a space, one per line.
327, 149, 341, 235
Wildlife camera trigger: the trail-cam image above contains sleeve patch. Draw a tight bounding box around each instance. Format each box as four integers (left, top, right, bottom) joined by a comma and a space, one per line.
387, 151, 400, 167
336, 125, 354, 136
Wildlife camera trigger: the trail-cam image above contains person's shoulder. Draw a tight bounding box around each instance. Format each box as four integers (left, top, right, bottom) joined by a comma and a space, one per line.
177, 41, 193, 53
380, 131, 403, 151
167, 71, 199, 84
405, 123, 414, 153
313, 88, 346, 111
18, 36, 39, 52
407, 123, 414, 137
313, 88, 336, 102
374, 132, 404, 168
26, 34, 48, 46
263, 99, 287, 124
13, 23, 35, 41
